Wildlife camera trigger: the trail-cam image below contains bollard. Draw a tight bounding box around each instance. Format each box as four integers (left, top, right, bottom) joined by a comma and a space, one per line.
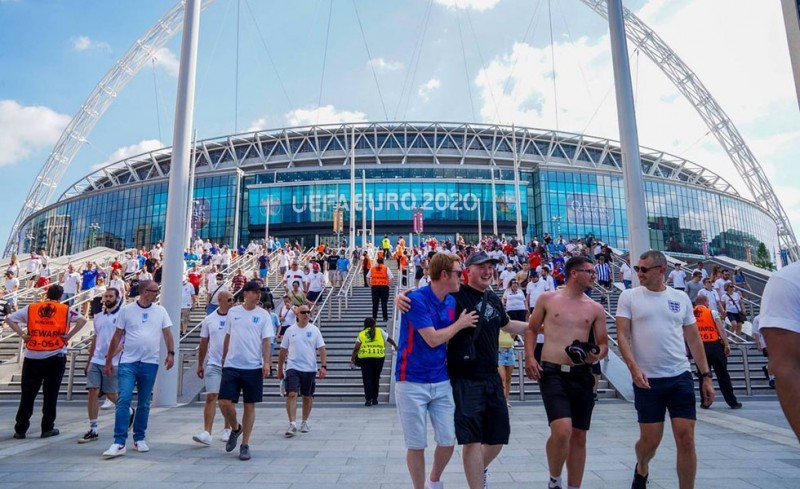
739, 344, 752, 396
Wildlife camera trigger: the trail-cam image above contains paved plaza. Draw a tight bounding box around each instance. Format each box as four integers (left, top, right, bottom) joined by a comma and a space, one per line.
0, 398, 797, 488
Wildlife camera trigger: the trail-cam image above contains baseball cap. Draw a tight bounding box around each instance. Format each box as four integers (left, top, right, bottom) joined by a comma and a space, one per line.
464, 251, 498, 267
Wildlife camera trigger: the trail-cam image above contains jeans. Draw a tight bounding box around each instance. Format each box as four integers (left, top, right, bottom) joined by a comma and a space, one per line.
114, 361, 159, 445
395, 380, 455, 449
623, 280, 632, 289
62, 292, 75, 306
15, 355, 67, 434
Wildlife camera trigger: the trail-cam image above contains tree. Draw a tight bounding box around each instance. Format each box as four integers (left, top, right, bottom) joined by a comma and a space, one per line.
754, 242, 775, 271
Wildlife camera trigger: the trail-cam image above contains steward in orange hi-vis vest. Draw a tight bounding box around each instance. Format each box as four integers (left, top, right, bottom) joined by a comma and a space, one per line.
26, 301, 70, 351
693, 305, 719, 343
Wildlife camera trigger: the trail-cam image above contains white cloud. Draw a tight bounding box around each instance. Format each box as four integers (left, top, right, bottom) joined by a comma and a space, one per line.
247, 118, 270, 132
368, 57, 402, 71
434, 0, 500, 12
71, 35, 111, 53
0, 100, 70, 166
418, 78, 441, 102
152, 47, 179, 78
92, 139, 164, 170
284, 105, 367, 126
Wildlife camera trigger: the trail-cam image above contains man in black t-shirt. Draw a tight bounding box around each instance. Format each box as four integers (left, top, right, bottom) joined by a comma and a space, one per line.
397, 251, 528, 489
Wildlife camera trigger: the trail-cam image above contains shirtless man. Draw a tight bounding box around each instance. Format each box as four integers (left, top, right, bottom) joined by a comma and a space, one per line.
524, 255, 608, 489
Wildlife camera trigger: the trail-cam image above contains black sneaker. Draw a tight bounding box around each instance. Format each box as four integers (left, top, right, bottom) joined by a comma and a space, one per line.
238, 444, 251, 461
41, 429, 60, 438
225, 425, 242, 452
371, 399, 379, 405
730, 402, 743, 409
12, 432, 25, 440
632, 464, 648, 489
364, 400, 371, 406
78, 430, 99, 444
128, 408, 135, 431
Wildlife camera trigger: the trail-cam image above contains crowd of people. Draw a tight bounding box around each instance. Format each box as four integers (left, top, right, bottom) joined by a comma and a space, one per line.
3, 231, 799, 489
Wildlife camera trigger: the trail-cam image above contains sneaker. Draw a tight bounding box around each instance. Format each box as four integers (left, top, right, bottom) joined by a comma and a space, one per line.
128, 408, 135, 431
225, 425, 242, 452
41, 429, 60, 438
100, 398, 115, 409
300, 421, 310, 433
364, 400, 371, 406
548, 476, 562, 489
134, 440, 149, 452
285, 423, 297, 438
483, 468, 489, 489
631, 464, 648, 489
769, 378, 776, 389
12, 432, 25, 439
425, 479, 444, 489
221, 428, 232, 442
78, 430, 99, 444
730, 402, 743, 409
103, 443, 126, 458
192, 430, 212, 446
372, 398, 379, 405
239, 444, 251, 461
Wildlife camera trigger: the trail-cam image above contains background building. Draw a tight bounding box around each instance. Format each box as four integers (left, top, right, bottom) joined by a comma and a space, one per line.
20, 122, 778, 261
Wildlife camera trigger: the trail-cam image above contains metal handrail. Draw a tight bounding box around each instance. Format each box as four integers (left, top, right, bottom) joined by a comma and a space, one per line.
310, 285, 336, 327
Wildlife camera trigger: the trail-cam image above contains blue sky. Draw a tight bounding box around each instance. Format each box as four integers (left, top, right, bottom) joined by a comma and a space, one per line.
1, 0, 799, 252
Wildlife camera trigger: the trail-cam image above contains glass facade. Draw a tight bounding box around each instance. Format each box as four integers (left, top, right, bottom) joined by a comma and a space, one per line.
24, 174, 238, 255
21, 157, 778, 263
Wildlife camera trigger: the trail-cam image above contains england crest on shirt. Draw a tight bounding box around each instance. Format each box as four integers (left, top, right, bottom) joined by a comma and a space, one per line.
306, 331, 312, 338
142, 313, 149, 322
219, 320, 226, 330
667, 300, 681, 313
252, 316, 260, 324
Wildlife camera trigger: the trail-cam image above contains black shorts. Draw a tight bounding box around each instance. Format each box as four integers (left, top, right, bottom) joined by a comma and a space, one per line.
307, 290, 321, 302
633, 371, 696, 423
219, 367, 263, 404
279, 325, 290, 337
415, 267, 424, 280
539, 364, 595, 431
451, 375, 510, 445
507, 309, 526, 322
285, 369, 316, 397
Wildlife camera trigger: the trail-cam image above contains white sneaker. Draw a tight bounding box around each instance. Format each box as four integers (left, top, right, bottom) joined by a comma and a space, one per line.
133, 440, 149, 452
300, 421, 310, 433
285, 423, 297, 438
100, 399, 115, 409
425, 479, 444, 489
221, 428, 231, 442
102, 443, 126, 458
483, 468, 489, 489
192, 430, 211, 446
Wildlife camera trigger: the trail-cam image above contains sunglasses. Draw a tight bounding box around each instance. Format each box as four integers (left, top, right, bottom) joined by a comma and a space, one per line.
224, 298, 234, 303
298, 311, 310, 315
633, 265, 662, 273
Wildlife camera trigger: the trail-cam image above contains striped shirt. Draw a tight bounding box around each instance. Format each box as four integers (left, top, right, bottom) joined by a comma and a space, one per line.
595, 262, 612, 282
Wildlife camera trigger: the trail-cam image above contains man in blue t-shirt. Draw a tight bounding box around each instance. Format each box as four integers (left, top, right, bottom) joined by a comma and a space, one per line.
395, 253, 477, 489
81, 262, 99, 291
335, 252, 350, 287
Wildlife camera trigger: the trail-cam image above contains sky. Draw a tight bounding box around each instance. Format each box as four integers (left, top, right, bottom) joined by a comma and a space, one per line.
1, 0, 799, 252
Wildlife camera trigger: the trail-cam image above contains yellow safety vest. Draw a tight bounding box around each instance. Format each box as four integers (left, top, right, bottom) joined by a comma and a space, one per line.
382, 238, 391, 249
357, 328, 385, 359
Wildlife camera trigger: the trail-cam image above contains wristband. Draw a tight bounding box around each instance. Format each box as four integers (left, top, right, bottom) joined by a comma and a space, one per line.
167, 351, 175, 356
321, 365, 327, 369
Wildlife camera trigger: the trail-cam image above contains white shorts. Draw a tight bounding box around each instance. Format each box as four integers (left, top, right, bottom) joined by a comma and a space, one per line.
204, 364, 223, 394
395, 380, 455, 449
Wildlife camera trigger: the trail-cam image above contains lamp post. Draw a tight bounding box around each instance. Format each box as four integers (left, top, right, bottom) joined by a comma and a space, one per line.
550, 215, 561, 237
89, 222, 100, 249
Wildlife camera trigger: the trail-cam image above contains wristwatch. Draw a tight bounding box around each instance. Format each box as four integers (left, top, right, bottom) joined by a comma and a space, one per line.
167, 351, 175, 356
699, 371, 712, 379
320, 365, 327, 369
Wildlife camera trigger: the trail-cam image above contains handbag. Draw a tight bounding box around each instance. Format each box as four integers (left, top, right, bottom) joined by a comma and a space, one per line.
725, 293, 747, 322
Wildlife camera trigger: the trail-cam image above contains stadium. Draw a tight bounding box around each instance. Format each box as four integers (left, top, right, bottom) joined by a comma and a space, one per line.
18, 121, 778, 261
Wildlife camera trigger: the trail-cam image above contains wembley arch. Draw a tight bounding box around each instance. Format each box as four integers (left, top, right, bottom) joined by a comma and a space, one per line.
6, 0, 797, 261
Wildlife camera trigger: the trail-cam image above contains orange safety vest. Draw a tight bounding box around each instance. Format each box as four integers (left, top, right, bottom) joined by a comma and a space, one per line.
362, 256, 371, 271
370, 265, 389, 286
26, 301, 70, 352
693, 305, 720, 343
399, 254, 409, 271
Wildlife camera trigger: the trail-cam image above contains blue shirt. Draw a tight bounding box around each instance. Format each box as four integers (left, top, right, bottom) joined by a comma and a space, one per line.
336, 257, 350, 272
81, 269, 98, 290
395, 285, 456, 383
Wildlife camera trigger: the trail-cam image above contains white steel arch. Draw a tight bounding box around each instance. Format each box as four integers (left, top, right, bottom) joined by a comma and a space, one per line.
7, 0, 797, 261
2, 0, 217, 257
578, 0, 799, 260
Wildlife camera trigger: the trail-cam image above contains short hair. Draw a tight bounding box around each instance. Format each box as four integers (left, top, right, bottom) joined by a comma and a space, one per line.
45, 284, 64, 301
694, 294, 708, 306
428, 253, 461, 281
639, 250, 667, 268
565, 256, 593, 277
106, 287, 121, 299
